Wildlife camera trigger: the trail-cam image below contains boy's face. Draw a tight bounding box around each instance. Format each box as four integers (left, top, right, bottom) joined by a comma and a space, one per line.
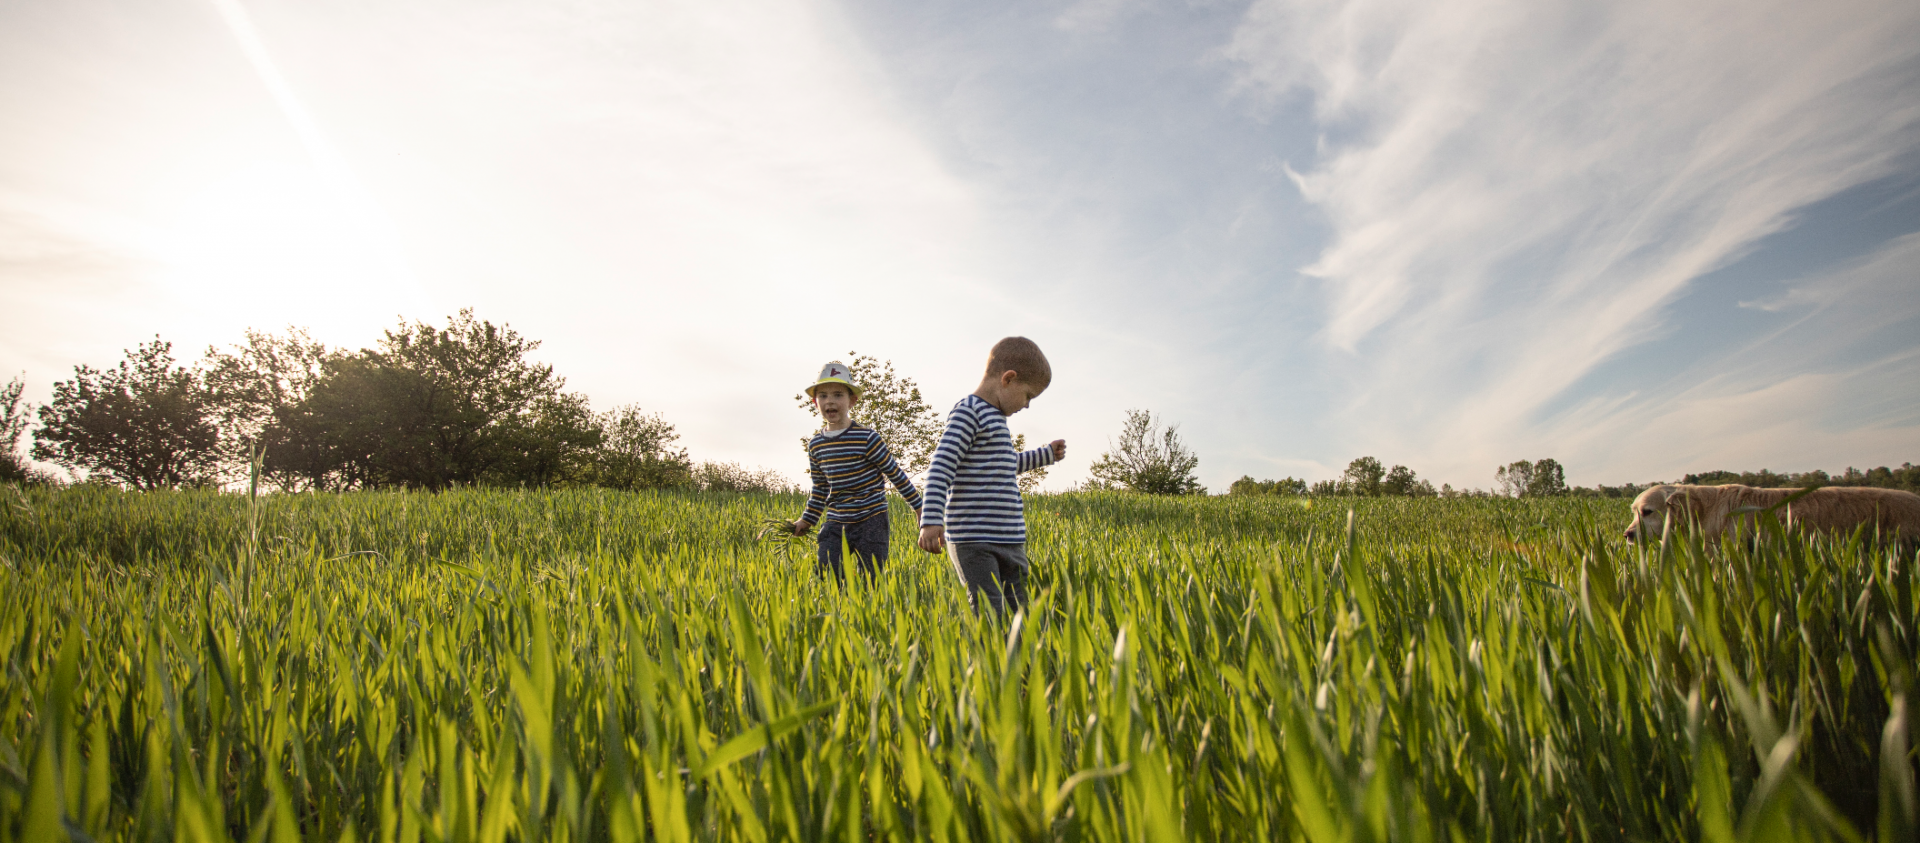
996, 372, 1046, 416
813, 383, 855, 427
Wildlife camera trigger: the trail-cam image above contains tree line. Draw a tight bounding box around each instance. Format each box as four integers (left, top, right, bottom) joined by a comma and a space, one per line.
18, 318, 1904, 501
1230, 456, 1445, 498
4, 319, 1169, 497
1228, 456, 1622, 499
1231, 455, 1920, 499
1681, 464, 1920, 494
1, 312, 789, 493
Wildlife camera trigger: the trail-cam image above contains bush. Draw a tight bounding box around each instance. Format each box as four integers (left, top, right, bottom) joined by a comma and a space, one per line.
1228, 475, 1308, 496
593, 405, 692, 490
693, 461, 797, 494
1087, 409, 1204, 495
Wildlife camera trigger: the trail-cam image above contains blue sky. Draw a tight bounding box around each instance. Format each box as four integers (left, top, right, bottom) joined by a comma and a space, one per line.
2, 0, 1917, 491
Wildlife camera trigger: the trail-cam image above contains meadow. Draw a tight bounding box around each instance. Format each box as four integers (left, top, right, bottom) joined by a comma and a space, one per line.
0, 485, 1914, 841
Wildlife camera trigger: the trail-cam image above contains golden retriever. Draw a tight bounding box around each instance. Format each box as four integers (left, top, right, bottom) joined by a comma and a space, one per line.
1623, 484, 1920, 546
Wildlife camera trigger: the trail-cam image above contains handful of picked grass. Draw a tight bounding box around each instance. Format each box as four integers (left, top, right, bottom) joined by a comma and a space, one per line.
756, 517, 814, 563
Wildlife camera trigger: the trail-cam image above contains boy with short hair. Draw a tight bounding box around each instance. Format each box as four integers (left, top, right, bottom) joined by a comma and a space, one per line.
918, 337, 1067, 614
790, 361, 924, 582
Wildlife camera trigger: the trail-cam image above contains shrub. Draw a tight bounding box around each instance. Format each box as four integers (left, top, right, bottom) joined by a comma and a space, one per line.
1087, 409, 1204, 495
694, 461, 797, 494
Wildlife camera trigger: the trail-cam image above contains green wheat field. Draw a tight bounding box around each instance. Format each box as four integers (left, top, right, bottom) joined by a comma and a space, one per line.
1, 485, 1914, 841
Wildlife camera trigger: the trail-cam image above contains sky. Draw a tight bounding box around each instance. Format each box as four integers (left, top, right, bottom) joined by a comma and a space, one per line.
2, 0, 1918, 491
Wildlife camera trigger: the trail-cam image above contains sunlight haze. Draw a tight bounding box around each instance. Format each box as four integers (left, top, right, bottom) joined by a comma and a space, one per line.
3, 0, 1918, 490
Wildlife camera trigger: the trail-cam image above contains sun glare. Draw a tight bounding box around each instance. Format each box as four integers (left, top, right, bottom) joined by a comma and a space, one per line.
140, 159, 424, 347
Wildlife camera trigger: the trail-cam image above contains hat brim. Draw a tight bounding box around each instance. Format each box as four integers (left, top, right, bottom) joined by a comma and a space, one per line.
805, 378, 861, 399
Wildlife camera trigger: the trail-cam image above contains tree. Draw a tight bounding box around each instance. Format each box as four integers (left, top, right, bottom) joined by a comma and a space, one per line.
264, 311, 589, 490
1495, 460, 1532, 497
203, 327, 336, 486
1380, 464, 1436, 496
495, 393, 604, 487
1341, 457, 1386, 496
1496, 458, 1567, 497
32, 339, 224, 489
796, 352, 942, 476
1088, 409, 1204, 495
1526, 458, 1567, 496
1, 375, 51, 484
260, 352, 397, 490
593, 405, 693, 490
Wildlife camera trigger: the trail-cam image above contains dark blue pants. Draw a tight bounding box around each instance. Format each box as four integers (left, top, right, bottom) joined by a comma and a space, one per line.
817, 511, 890, 583
947, 542, 1029, 615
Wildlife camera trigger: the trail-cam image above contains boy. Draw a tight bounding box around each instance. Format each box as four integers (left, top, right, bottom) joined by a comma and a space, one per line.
789, 361, 924, 582
918, 337, 1067, 614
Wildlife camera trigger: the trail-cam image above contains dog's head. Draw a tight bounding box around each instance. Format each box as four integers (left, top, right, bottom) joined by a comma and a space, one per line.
1624, 485, 1700, 543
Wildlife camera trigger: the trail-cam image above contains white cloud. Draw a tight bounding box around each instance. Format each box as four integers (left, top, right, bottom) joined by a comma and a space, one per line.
1226, 0, 1920, 483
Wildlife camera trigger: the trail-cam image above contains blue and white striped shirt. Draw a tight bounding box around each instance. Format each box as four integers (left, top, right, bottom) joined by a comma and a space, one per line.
799, 424, 924, 527
920, 394, 1055, 544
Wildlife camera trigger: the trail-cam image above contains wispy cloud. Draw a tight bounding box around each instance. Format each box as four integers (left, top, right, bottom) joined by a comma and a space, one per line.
1226, 0, 1920, 480
1552, 230, 1920, 476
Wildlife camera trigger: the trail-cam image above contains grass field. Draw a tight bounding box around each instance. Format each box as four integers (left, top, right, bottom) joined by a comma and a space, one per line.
0, 485, 1914, 841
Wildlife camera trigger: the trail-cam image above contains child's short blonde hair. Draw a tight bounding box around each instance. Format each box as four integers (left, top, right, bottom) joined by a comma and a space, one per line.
985, 337, 1051, 389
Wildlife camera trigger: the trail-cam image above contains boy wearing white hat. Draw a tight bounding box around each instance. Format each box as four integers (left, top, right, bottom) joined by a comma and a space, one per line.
788, 361, 924, 582
917, 337, 1067, 615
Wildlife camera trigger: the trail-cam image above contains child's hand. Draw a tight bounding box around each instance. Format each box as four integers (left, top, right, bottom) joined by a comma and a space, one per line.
918, 525, 946, 553
790, 520, 811, 536
1050, 439, 1067, 461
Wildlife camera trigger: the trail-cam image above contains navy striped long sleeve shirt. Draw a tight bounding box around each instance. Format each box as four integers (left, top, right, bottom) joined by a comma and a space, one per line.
919, 395, 1056, 544
798, 424, 924, 528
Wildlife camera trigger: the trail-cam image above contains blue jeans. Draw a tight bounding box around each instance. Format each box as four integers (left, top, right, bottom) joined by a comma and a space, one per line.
817, 511, 890, 583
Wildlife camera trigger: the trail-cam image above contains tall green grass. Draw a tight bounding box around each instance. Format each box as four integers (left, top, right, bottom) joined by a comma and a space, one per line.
0, 485, 1913, 841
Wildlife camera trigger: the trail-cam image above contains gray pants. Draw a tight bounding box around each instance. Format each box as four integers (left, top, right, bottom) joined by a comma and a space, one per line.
947, 542, 1029, 615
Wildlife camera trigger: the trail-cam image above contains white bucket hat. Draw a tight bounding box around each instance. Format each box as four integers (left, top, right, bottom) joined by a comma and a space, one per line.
805, 361, 861, 399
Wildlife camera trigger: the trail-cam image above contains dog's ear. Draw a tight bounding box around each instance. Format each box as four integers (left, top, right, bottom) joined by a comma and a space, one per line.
1666, 489, 1703, 521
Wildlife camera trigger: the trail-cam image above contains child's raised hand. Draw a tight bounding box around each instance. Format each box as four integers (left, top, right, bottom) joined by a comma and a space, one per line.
1050, 439, 1067, 461
917, 524, 946, 553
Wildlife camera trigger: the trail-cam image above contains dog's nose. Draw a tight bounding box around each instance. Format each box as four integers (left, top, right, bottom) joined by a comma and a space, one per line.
1623, 529, 1636, 542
